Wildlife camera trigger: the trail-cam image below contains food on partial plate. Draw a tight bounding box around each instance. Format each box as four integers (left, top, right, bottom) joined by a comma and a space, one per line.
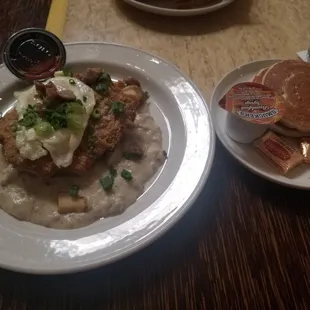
140, 0, 218, 9
251, 60, 310, 173
0, 68, 166, 229
252, 60, 310, 137
222, 59, 310, 176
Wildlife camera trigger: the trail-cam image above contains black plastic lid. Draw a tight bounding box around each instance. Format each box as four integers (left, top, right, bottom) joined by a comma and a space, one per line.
2, 28, 66, 80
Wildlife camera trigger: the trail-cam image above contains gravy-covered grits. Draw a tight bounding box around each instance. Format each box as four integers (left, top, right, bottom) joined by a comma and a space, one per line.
0, 68, 166, 229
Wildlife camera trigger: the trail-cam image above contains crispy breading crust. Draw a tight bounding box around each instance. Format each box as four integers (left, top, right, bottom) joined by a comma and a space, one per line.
0, 76, 142, 178
68, 85, 137, 175
0, 110, 58, 178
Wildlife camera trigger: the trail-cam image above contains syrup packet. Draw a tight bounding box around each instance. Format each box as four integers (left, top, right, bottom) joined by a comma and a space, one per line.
219, 82, 286, 125
300, 138, 310, 163
254, 131, 303, 174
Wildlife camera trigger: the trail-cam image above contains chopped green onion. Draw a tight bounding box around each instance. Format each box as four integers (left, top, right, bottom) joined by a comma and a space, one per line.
69, 185, 79, 197
109, 167, 117, 178
98, 72, 112, 84
33, 105, 40, 112
69, 79, 76, 85
34, 121, 54, 136
54, 70, 64, 77
18, 105, 39, 128
100, 176, 114, 190
63, 68, 73, 77
121, 169, 133, 181
111, 101, 125, 116
50, 119, 62, 131
66, 101, 86, 114
83, 96, 87, 102
67, 113, 85, 130
95, 83, 109, 93
123, 152, 142, 161
19, 115, 37, 128
44, 103, 67, 130
91, 109, 101, 120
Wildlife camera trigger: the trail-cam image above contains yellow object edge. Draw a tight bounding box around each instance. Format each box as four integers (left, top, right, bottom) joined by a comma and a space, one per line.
45, 0, 69, 39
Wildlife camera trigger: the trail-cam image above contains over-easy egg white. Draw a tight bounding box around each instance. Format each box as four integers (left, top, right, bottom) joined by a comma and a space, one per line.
15, 127, 48, 160
14, 77, 96, 167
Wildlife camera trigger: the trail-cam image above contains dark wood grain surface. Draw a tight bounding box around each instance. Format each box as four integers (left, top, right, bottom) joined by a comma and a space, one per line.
1, 1, 310, 310
0, 0, 51, 63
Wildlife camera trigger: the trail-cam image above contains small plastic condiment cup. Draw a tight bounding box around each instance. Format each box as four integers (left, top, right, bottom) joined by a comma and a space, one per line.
219, 82, 286, 144
2, 28, 66, 81
225, 113, 268, 144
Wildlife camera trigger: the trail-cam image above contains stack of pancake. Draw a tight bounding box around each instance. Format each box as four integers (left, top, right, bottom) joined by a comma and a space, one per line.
252, 60, 310, 137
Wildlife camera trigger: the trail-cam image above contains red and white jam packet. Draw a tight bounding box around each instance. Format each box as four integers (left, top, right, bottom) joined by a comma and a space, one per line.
300, 138, 310, 163
254, 131, 303, 174
219, 82, 286, 125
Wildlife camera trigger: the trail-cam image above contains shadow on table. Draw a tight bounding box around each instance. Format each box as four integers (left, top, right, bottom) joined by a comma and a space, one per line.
0, 154, 226, 308
243, 170, 310, 218
115, 0, 254, 36
215, 141, 310, 218
1, 142, 310, 308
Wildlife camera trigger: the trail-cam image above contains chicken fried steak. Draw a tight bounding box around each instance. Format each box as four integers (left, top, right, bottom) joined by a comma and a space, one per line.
0, 68, 146, 178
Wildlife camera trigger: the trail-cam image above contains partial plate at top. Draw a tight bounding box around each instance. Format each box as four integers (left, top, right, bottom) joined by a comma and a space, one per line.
124, 0, 234, 16
0, 42, 214, 274
211, 59, 310, 190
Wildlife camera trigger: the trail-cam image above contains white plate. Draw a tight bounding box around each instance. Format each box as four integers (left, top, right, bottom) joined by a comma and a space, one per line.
124, 0, 234, 16
211, 59, 310, 190
0, 42, 214, 274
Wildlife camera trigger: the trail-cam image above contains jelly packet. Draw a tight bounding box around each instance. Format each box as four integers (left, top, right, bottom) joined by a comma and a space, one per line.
300, 138, 310, 163
219, 82, 286, 125
254, 131, 303, 175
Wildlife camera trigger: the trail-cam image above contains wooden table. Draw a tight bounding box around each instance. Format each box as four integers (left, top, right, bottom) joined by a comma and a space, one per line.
1, 0, 310, 309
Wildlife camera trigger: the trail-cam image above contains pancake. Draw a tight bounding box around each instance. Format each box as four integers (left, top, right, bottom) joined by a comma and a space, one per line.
279, 72, 310, 132
262, 60, 310, 95
252, 68, 268, 83
270, 123, 310, 138
260, 60, 310, 133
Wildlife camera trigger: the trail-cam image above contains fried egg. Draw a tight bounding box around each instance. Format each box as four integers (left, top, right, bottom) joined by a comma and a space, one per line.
14, 77, 96, 167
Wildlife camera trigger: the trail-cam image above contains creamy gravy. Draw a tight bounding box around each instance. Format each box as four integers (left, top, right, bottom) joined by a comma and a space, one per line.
0, 112, 165, 229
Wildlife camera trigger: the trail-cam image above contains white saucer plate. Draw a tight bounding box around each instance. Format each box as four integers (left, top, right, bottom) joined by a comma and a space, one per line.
0, 42, 215, 274
124, 0, 234, 16
211, 59, 310, 190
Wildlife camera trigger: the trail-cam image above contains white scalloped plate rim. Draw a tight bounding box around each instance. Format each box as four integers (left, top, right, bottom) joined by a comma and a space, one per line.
0, 42, 215, 274
211, 58, 310, 190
